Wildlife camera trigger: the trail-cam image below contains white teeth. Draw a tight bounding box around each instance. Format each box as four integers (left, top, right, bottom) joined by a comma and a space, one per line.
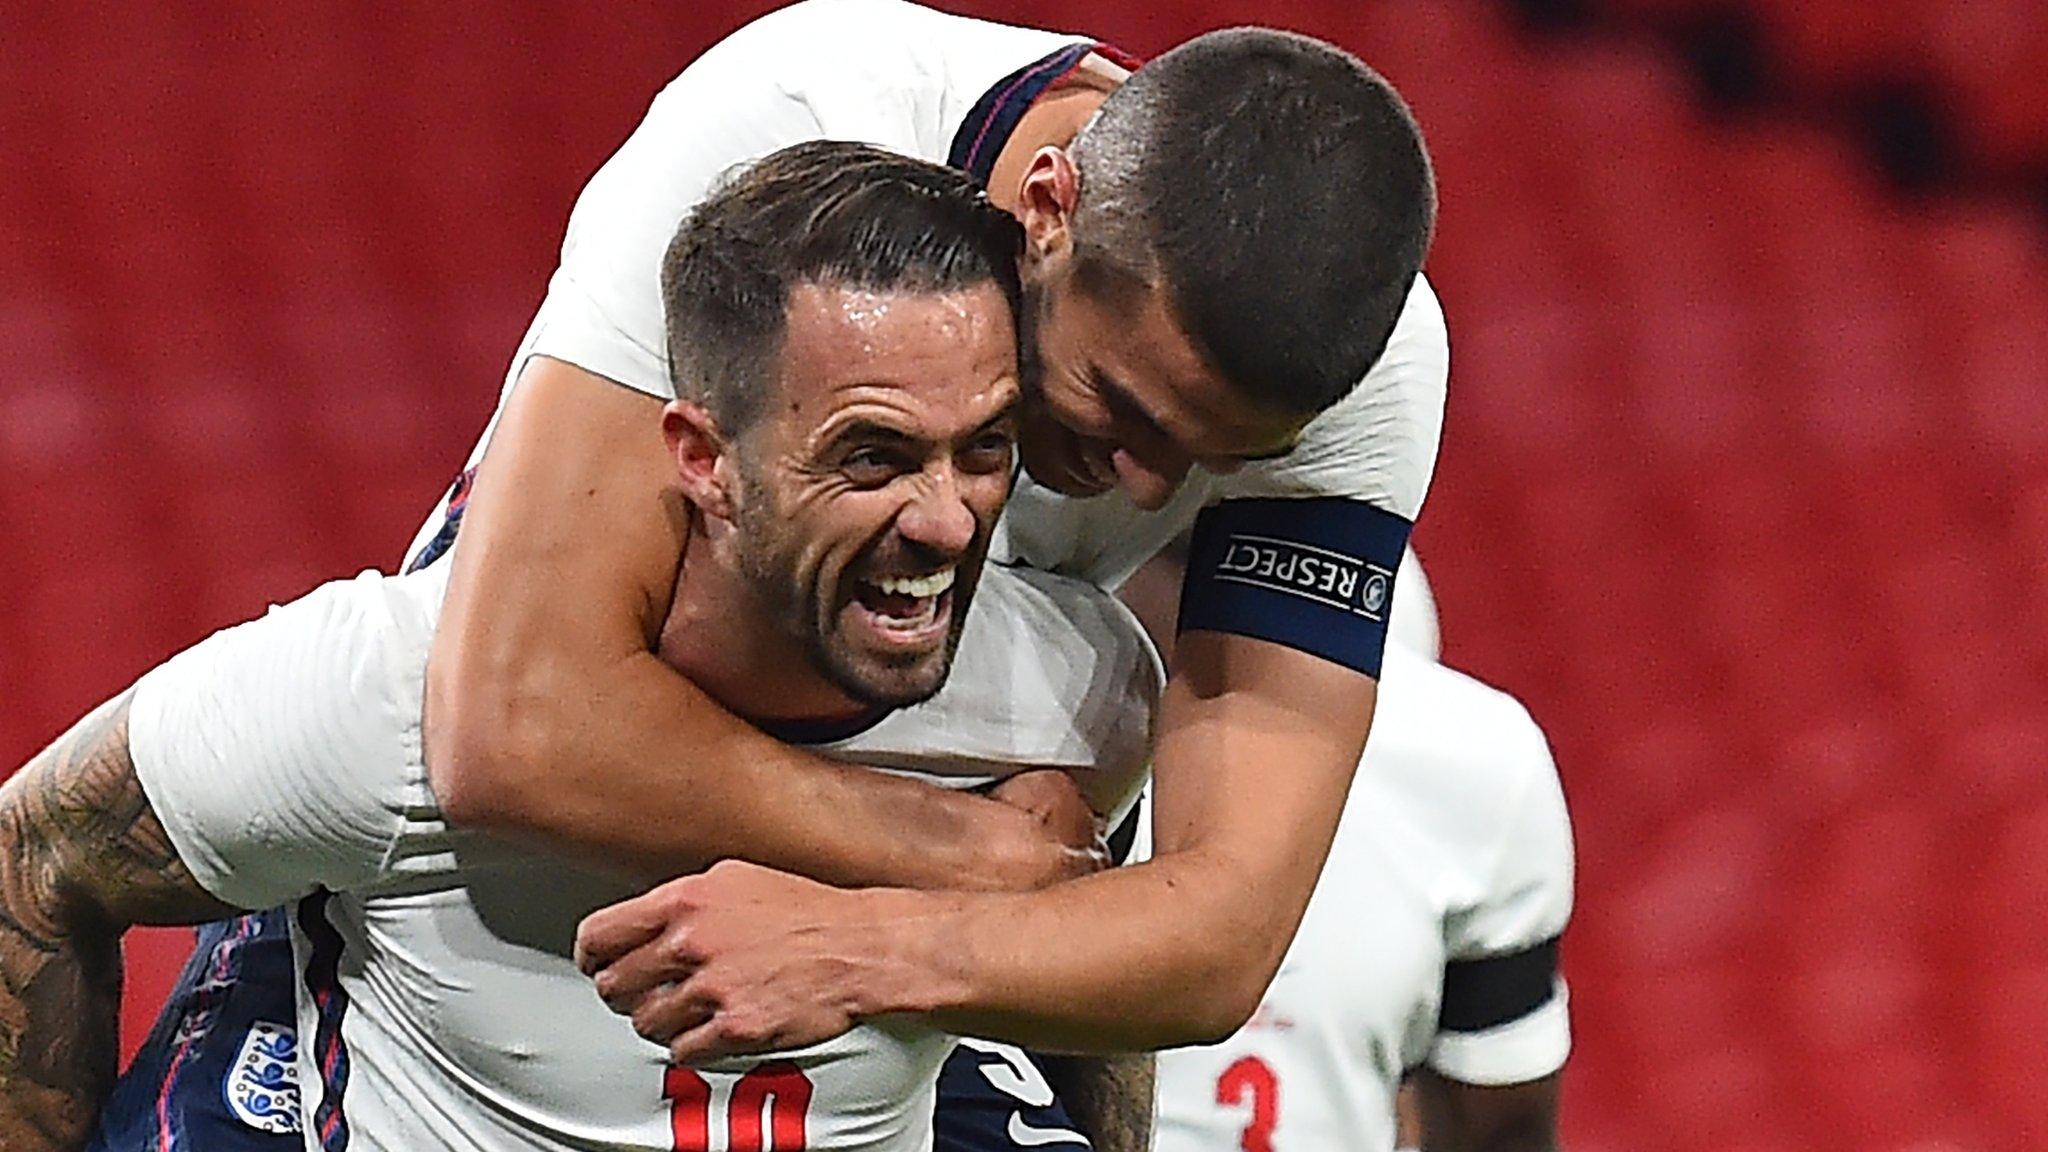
873, 569, 955, 599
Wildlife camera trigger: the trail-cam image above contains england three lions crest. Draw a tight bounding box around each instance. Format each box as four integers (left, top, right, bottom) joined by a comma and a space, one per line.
224, 1022, 302, 1134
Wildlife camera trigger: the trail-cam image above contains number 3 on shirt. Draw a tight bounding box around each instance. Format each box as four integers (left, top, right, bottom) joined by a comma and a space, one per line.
1216, 1055, 1278, 1152
666, 1062, 815, 1151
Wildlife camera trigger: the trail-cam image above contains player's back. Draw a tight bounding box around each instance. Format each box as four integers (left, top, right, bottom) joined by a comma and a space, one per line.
126, 558, 1158, 1151
1152, 645, 1573, 1151
308, 850, 951, 1150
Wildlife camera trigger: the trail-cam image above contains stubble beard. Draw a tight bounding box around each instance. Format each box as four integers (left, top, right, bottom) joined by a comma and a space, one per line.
729, 468, 969, 713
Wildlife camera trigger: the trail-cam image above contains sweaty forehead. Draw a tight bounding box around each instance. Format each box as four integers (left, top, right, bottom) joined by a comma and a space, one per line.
776, 282, 1019, 434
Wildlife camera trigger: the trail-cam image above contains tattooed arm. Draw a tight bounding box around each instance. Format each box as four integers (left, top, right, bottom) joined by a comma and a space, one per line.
0, 692, 238, 1151
1038, 1052, 1155, 1152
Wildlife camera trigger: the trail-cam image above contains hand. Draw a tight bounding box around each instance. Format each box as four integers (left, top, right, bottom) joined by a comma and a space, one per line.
988, 769, 1110, 888
576, 859, 900, 1065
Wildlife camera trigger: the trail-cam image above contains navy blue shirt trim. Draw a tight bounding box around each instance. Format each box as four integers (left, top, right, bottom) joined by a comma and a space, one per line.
949, 41, 1144, 184
297, 893, 354, 1152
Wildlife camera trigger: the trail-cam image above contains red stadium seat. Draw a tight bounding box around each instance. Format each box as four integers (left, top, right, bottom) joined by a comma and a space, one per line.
6, 2, 2046, 1146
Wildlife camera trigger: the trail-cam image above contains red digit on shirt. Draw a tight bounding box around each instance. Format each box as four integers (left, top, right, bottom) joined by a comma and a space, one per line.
1216, 1054, 1279, 1152
667, 1063, 814, 1151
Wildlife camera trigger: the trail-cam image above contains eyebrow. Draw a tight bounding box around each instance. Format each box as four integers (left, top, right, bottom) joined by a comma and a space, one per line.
821, 419, 918, 450
1093, 369, 1168, 438
821, 400, 1018, 452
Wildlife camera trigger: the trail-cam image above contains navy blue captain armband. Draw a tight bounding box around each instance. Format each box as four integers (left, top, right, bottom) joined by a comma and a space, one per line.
1177, 497, 1413, 678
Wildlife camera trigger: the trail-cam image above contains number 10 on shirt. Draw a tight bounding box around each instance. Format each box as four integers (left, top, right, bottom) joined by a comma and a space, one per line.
667, 1063, 815, 1151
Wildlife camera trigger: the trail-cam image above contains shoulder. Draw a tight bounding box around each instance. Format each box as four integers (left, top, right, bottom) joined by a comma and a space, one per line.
694, 0, 922, 78
1364, 645, 1558, 834
126, 568, 449, 908
938, 564, 1162, 770
1378, 646, 1547, 764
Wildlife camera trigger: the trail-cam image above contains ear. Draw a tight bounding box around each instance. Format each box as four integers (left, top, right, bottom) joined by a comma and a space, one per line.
1013, 146, 1080, 262
661, 400, 736, 522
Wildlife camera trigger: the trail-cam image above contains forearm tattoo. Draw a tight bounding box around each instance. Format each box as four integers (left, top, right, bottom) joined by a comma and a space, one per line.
1039, 1051, 1156, 1152
0, 692, 232, 1150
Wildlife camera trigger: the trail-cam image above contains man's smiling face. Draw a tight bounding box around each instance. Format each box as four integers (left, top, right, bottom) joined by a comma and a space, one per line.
1015, 249, 1307, 513
728, 280, 1021, 708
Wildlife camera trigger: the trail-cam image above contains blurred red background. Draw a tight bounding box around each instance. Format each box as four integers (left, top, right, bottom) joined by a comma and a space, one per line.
5, 2, 2047, 1149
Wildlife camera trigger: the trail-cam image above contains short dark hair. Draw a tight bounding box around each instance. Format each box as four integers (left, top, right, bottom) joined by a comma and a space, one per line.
1070, 29, 1436, 417
662, 140, 1025, 435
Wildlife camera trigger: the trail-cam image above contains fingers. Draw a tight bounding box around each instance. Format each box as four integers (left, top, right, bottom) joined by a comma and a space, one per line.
624, 980, 717, 1049
668, 1018, 741, 1067
665, 1003, 836, 1067
619, 971, 791, 1065
989, 768, 1086, 817
1059, 840, 1111, 882
586, 926, 710, 1011
575, 883, 685, 975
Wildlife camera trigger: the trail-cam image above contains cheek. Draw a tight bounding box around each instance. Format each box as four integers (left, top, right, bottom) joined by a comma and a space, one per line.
777, 488, 862, 576
810, 493, 904, 562
965, 474, 1013, 526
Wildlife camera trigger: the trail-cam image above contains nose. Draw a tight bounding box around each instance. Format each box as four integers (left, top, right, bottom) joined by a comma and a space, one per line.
896, 470, 980, 557
1111, 448, 1191, 512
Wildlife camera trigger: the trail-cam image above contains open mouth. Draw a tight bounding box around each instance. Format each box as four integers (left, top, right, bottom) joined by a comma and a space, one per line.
848, 568, 957, 649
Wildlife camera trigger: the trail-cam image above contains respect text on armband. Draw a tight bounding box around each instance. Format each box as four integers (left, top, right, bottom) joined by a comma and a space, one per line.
1211, 533, 1393, 622
1180, 498, 1408, 675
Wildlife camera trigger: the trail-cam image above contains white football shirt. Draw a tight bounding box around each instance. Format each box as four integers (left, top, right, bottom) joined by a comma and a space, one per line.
410, 0, 1448, 598
128, 558, 1161, 1152
1152, 644, 1574, 1152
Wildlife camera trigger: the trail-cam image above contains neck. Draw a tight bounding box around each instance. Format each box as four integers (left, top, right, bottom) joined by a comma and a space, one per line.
984, 53, 1123, 214
657, 527, 880, 732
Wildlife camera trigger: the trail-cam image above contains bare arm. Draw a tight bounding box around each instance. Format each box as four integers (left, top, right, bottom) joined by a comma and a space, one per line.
579, 632, 1374, 1056
1037, 1052, 1154, 1152
893, 632, 1372, 1048
0, 694, 237, 1151
1412, 1070, 1561, 1152
427, 356, 1091, 890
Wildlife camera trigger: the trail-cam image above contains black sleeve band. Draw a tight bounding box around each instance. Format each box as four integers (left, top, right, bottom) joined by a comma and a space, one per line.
1438, 936, 1561, 1033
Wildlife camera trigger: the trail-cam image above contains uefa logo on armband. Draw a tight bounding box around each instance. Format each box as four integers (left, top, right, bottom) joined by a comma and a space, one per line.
1361, 572, 1390, 615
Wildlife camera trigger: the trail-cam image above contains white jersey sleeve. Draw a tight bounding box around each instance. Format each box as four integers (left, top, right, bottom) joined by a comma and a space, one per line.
128, 569, 448, 911
524, 0, 1081, 399
1210, 273, 1447, 516
1172, 274, 1446, 674
1427, 720, 1575, 1087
